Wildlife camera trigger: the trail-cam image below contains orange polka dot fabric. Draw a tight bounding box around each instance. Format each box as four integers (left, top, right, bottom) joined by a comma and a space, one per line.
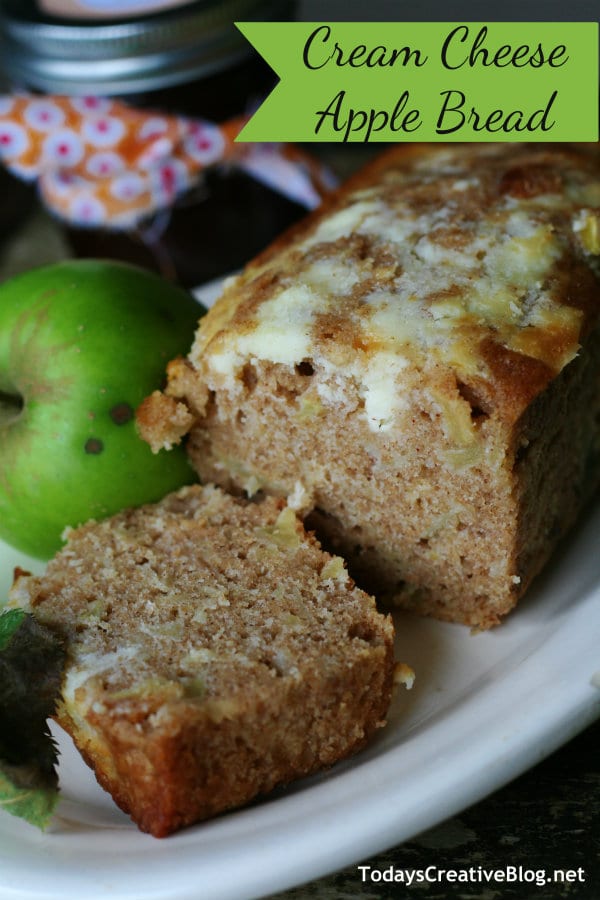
0, 94, 334, 229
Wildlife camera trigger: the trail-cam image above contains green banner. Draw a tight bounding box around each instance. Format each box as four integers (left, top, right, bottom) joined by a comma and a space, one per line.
236, 22, 598, 142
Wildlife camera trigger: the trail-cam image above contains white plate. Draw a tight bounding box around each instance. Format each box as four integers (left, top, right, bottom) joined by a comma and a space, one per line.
1, 277, 599, 900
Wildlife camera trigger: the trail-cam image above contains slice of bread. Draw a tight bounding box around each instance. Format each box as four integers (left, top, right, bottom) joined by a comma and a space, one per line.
138, 143, 600, 629
10, 484, 395, 837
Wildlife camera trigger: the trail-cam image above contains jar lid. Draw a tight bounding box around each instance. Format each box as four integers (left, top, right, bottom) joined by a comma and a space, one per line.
0, 0, 294, 95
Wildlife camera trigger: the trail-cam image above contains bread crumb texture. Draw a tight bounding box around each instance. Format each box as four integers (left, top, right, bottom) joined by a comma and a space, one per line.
11, 485, 394, 837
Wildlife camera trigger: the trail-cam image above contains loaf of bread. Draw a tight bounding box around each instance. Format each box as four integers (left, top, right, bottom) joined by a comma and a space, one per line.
10, 484, 394, 837
138, 143, 600, 629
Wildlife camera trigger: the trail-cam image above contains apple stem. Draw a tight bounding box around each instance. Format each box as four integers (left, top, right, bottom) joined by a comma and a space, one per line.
0, 390, 24, 426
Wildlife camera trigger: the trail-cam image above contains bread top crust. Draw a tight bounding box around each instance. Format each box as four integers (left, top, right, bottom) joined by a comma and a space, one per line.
189, 143, 600, 427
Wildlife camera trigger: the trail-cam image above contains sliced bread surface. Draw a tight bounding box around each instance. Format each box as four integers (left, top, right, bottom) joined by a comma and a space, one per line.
11, 484, 395, 837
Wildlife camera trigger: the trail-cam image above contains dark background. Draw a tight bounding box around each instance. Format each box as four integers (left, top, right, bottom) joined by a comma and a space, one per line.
300, 0, 599, 21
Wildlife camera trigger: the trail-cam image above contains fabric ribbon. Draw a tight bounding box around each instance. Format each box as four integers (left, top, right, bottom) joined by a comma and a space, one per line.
0, 94, 336, 230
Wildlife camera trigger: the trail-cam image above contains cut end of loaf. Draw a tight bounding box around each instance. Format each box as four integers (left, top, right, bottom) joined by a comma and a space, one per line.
137, 142, 600, 629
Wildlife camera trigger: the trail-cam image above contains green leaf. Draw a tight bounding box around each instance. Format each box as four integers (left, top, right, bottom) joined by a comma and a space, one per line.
0, 763, 59, 829
0, 608, 27, 650
0, 609, 66, 829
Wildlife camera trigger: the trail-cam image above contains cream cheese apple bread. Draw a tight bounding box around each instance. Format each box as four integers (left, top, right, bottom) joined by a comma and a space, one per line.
138, 143, 600, 629
10, 484, 394, 837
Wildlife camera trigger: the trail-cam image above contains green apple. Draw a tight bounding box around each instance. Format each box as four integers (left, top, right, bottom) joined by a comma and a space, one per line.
0, 260, 203, 559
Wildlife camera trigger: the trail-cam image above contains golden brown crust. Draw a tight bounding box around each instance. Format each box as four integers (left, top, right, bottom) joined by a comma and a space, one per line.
478, 339, 556, 418
165, 142, 600, 422
66, 642, 391, 836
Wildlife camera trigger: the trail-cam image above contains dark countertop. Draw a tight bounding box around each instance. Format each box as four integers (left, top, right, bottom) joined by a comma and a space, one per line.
0, 157, 598, 900
269, 719, 599, 899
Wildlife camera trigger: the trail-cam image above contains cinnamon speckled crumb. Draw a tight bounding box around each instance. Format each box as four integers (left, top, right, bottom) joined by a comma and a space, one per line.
11, 484, 395, 837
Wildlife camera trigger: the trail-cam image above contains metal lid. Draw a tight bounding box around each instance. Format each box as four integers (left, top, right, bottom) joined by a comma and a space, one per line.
0, 0, 294, 95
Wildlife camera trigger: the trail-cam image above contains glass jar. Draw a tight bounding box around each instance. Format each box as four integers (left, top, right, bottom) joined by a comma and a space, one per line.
0, 0, 305, 287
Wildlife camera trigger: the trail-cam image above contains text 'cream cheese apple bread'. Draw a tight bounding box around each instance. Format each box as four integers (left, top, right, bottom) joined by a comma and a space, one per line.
138, 143, 600, 629
10, 484, 395, 837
